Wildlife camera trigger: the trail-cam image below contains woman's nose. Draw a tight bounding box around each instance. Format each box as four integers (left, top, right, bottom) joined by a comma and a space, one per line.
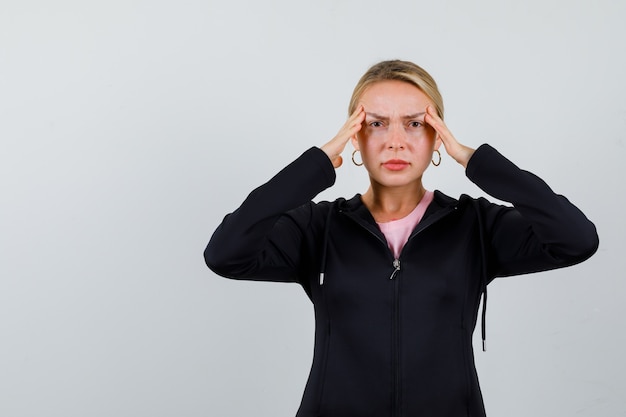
387, 124, 407, 149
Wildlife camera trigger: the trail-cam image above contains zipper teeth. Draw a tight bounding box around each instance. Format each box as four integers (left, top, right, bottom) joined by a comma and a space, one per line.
389, 259, 402, 417
393, 264, 401, 417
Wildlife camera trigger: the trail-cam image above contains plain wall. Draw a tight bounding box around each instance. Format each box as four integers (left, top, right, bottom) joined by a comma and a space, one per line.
1, 0, 625, 416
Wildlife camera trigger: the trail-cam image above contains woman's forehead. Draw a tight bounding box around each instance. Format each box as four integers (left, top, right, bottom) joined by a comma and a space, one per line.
360, 81, 433, 114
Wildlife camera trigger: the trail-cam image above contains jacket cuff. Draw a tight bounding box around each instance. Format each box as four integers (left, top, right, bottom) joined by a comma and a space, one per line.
465, 143, 498, 180
307, 147, 337, 188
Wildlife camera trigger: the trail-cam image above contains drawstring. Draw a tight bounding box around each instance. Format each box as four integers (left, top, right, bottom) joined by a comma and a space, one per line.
319, 206, 333, 286
473, 201, 489, 352
481, 284, 487, 352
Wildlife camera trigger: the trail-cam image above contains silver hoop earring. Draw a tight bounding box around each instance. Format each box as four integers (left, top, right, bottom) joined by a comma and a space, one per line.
431, 149, 441, 167
351, 149, 364, 166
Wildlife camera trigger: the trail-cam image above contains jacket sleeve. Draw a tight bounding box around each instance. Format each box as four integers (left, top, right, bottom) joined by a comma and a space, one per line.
204, 147, 336, 282
465, 144, 599, 278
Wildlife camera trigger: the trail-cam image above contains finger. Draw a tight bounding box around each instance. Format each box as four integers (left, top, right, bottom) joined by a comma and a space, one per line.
349, 104, 365, 118
321, 106, 365, 166
348, 105, 365, 128
425, 106, 454, 143
342, 106, 365, 141
424, 106, 444, 135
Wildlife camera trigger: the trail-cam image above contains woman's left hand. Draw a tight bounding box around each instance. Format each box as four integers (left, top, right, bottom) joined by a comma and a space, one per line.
425, 106, 475, 169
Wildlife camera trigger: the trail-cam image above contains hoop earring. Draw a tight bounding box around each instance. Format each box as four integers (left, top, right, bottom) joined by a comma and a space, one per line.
431, 149, 441, 167
351, 149, 364, 166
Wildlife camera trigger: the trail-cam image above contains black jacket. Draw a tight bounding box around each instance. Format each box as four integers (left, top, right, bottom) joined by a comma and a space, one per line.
205, 144, 598, 417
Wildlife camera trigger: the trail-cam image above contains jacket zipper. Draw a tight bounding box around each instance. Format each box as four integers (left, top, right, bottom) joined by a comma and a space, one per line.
389, 259, 401, 280
391, 258, 401, 417
388, 208, 458, 417
341, 206, 457, 417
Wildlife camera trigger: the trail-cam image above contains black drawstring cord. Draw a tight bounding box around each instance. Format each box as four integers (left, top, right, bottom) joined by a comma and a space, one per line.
473, 200, 489, 352
481, 285, 487, 352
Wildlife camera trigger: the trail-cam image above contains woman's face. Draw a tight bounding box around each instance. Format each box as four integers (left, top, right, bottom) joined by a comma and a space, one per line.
352, 80, 441, 189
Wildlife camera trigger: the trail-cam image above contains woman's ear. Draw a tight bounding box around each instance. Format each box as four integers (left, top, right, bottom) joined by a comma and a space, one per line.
434, 135, 442, 151
351, 134, 360, 151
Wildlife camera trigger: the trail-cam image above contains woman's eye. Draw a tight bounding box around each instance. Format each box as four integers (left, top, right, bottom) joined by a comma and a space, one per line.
410, 121, 423, 128
370, 121, 383, 127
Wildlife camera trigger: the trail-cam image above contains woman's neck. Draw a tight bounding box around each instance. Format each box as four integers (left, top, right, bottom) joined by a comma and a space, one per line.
361, 182, 426, 223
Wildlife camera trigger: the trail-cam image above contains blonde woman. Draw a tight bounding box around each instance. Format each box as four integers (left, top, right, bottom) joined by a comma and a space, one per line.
205, 60, 598, 417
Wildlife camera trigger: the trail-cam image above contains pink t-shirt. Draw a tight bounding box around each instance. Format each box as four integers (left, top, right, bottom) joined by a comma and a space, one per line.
376, 190, 434, 259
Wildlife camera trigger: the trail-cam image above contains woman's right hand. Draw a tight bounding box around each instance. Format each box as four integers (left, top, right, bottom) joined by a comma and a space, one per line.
321, 105, 365, 168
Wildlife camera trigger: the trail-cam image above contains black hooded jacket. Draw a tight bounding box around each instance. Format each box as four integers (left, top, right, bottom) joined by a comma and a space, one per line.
204, 144, 598, 417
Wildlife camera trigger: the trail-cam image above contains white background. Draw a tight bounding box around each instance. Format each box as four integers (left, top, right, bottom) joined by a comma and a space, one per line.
1, 0, 625, 416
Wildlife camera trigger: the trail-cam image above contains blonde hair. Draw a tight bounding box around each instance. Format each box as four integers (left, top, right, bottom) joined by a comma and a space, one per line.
348, 60, 444, 119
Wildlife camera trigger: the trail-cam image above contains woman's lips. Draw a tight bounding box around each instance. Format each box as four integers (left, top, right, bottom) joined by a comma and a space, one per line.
382, 159, 410, 171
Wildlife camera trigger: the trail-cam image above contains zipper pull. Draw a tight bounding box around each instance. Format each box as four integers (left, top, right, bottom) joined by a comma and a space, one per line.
389, 259, 401, 280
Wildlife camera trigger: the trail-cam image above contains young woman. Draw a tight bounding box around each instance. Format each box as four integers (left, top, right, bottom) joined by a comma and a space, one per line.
204, 60, 598, 417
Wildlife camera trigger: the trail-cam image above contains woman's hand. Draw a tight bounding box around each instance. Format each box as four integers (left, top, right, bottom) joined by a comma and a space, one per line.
321, 105, 366, 168
425, 106, 475, 169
